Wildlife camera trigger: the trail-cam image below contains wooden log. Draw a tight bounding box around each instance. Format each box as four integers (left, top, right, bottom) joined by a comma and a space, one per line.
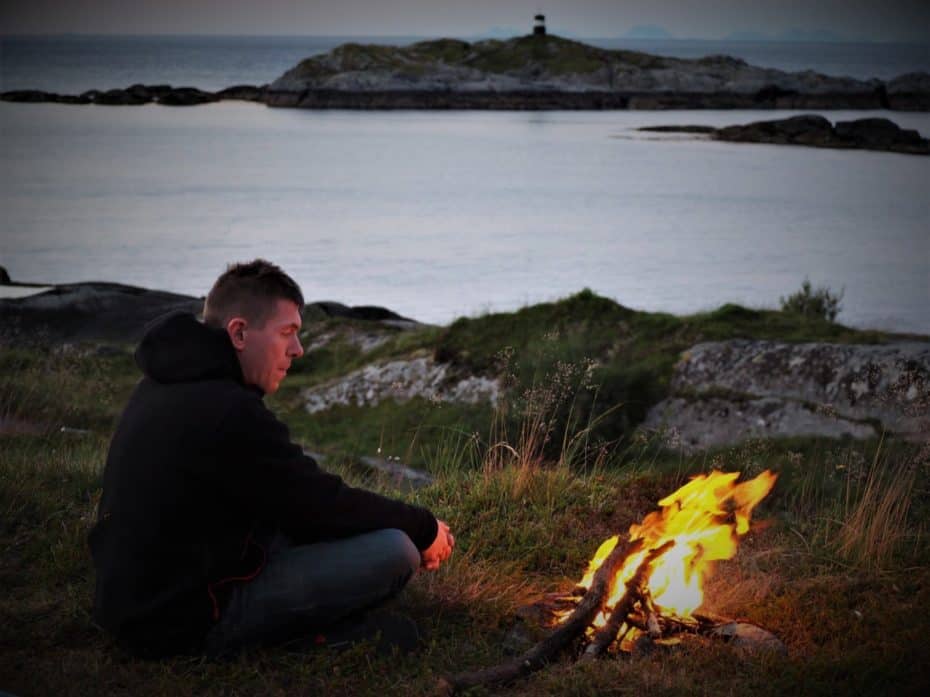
436, 537, 644, 695
580, 540, 676, 660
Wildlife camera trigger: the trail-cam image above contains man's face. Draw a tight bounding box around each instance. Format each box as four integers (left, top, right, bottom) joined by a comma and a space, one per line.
233, 298, 304, 395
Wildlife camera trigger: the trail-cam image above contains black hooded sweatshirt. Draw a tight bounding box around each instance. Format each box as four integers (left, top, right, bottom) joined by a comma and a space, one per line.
89, 312, 438, 657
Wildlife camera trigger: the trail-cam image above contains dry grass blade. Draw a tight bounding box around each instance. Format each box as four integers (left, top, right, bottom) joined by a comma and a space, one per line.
835, 441, 918, 571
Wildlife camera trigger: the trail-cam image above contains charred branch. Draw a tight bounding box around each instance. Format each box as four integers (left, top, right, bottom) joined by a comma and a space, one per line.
436, 537, 644, 695
581, 540, 675, 660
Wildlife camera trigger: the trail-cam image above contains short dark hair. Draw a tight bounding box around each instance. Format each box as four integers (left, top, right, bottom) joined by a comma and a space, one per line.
203, 259, 304, 328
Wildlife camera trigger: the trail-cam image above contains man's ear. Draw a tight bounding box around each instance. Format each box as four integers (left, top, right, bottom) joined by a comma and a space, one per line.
226, 317, 248, 350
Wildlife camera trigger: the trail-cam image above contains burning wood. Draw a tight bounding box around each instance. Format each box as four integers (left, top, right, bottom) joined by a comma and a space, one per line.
438, 470, 780, 695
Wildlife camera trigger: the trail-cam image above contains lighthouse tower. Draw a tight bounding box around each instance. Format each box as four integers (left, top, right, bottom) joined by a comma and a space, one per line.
533, 14, 546, 36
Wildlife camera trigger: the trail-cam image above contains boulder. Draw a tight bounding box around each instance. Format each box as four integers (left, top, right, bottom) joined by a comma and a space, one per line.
640, 340, 930, 452
643, 396, 877, 453
0, 266, 10, 284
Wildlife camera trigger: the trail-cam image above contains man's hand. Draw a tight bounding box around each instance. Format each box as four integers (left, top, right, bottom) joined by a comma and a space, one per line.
421, 519, 454, 571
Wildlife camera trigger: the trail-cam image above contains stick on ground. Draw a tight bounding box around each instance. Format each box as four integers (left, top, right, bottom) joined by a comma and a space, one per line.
436, 537, 644, 695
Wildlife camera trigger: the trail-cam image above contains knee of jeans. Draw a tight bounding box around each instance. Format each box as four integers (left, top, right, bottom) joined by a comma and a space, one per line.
378, 528, 421, 579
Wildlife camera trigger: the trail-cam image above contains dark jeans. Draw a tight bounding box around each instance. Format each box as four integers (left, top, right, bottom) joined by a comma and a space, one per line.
204, 528, 420, 656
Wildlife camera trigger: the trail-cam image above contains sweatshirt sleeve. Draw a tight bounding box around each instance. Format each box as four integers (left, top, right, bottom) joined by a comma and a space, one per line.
213, 394, 438, 550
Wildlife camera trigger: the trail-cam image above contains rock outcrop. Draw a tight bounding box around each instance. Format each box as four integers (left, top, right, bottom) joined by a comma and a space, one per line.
640, 115, 930, 155
640, 340, 930, 453
0, 282, 204, 344
302, 356, 499, 414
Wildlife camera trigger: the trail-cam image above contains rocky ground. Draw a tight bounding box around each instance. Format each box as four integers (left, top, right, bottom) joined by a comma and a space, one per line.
640, 114, 930, 155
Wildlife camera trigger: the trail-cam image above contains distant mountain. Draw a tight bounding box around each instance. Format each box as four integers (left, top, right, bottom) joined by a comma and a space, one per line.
624, 24, 674, 40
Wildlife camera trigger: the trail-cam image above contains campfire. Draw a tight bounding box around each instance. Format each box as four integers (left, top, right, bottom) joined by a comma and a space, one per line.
438, 470, 780, 694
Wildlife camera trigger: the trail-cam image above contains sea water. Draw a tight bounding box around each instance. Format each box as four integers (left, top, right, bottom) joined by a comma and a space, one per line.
1, 36, 928, 331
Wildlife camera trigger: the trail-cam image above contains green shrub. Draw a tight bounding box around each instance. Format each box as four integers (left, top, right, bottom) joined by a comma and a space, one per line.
780, 279, 844, 322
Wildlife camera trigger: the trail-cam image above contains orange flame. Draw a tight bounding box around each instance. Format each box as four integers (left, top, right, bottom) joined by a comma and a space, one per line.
575, 470, 777, 621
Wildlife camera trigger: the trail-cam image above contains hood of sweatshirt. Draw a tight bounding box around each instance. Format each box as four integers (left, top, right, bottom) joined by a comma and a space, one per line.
135, 311, 244, 385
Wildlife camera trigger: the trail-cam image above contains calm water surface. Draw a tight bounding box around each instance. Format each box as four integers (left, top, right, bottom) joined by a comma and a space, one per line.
1, 103, 928, 332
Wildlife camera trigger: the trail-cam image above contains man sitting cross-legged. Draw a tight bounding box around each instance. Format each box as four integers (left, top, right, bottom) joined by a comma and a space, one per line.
89, 259, 454, 657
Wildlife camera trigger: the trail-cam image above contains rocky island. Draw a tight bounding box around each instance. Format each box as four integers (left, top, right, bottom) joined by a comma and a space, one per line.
640, 114, 930, 155
3, 33, 929, 110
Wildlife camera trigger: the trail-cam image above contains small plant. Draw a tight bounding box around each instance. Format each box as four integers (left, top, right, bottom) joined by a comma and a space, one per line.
780, 279, 844, 322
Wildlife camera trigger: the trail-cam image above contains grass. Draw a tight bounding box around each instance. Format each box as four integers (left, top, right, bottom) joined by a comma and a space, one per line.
2, 294, 929, 695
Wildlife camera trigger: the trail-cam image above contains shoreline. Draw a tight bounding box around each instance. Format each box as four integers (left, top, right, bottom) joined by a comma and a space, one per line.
4, 84, 928, 111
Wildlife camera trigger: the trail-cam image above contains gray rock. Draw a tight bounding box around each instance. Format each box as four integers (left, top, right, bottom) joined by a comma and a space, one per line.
0, 282, 203, 344
643, 396, 877, 453
710, 622, 787, 655
0, 266, 10, 284
641, 340, 929, 452
302, 356, 499, 413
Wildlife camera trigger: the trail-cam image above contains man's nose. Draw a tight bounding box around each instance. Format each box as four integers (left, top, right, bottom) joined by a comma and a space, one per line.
290, 334, 304, 358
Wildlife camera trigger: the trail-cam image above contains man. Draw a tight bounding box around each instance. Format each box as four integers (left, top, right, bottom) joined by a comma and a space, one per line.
89, 259, 453, 657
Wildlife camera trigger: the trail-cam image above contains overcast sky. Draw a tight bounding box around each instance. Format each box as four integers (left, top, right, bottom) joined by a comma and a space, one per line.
1, 0, 929, 42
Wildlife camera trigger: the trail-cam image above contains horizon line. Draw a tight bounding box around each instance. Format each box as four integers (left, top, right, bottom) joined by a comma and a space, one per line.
1, 31, 927, 46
